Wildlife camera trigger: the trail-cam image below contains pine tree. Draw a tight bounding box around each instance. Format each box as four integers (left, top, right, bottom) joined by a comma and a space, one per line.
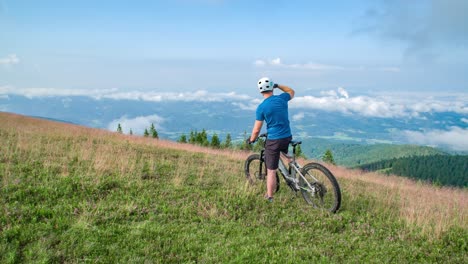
295, 144, 307, 159
241, 131, 252, 150
149, 123, 158, 139
253, 137, 264, 152
178, 134, 187, 143
144, 128, 149, 137
189, 130, 196, 144
211, 133, 221, 148
322, 149, 336, 165
223, 133, 232, 149
129, 129, 133, 135
197, 129, 209, 146
116, 123, 123, 134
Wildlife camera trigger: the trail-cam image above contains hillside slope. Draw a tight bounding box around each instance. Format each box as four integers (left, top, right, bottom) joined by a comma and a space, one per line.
302, 138, 447, 167
1, 112, 467, 263
359, 155, 468, 187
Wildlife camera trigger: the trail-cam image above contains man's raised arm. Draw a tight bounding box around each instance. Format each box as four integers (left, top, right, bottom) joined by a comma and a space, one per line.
275, 84, 295, 99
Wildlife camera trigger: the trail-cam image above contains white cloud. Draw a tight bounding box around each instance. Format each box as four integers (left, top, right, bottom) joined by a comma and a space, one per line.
103, 90, 251, 102
291, 87, 468, 118
254, 57, 344, 71
292, 87, 408, 118
108, 114, 165, 135
403, 127, 468, 151
357, 1, 468, 59
337, 87, 349, 99
253, 57, 398, 72
462, 118, 468, 124
271, 58, 281, 65
232, 99, 261, 111
0, 54, 19, 66
292, 112, 305, 121
0, 86, 251, 103
253, 60, 266, 66
2, 85, 466, 119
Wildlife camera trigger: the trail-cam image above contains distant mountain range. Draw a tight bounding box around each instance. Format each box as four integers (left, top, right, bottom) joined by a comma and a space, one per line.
1, 94, 466, 165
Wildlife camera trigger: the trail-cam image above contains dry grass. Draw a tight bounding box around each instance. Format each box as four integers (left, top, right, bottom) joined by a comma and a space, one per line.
328, 164, 467, 237
1, 112, 467, 239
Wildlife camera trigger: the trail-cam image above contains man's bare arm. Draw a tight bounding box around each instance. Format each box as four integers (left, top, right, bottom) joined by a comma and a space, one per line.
249, 120, 263, 142
276, 84, 295, 99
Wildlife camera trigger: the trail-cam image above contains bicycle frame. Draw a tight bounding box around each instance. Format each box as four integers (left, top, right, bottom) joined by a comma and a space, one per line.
256, 134, 314, 192
246, 133, 342, 212
279, 153, 318, 193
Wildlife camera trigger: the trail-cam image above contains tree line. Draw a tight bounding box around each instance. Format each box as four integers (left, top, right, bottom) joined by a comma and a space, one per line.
116, 123, 158, 138
359, 155, 468, 187
116, 124, 340, 163
177, 130, 314, 160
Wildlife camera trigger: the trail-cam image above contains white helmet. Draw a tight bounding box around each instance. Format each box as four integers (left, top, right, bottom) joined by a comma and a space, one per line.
257, 77, 274, 93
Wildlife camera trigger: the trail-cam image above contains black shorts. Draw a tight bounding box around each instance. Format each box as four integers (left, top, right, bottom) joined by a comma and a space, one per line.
264, 136, 292, 170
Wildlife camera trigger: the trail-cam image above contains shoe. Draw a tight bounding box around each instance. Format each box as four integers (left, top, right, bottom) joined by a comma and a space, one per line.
266, 196, 273, 203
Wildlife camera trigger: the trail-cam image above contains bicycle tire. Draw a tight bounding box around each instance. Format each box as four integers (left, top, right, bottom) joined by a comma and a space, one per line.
244, 154, 280, 193
299, 162, 341, 213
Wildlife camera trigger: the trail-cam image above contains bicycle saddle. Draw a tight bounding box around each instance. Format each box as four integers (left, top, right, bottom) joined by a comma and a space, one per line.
290, 140, 302, 146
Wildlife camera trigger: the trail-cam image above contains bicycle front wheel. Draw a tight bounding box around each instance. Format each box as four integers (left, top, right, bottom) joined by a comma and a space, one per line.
299, 163, 341, 213
244, 154, 279, 192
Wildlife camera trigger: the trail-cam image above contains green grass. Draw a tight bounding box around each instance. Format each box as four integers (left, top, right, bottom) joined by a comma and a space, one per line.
1, 114, 467, 263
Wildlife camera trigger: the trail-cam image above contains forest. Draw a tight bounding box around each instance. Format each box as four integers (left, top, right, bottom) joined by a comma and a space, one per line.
359, 155, 468, 187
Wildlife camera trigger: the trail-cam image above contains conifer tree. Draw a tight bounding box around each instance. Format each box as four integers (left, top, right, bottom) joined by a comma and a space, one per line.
189, 130, 196, 144
241, 131, 252, 150
224, 133, 232, 149
144, 128, 149, 137
178, 134, 187, 143
211, 133, 221, 148
129, 129, 133, 135
295, 144, 307, 159
117, 123, 123, 134
149, 123, 158, 139
322, 149, 336, 165
253, 137, 264, 152
197, 129, 209, 146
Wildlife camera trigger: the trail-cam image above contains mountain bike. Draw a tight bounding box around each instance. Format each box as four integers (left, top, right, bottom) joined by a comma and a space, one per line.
244, 133, 341, 213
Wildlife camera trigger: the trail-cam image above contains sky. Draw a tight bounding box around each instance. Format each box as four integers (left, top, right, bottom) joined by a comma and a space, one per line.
1, 0, 468, 95
0, 0, 467, 150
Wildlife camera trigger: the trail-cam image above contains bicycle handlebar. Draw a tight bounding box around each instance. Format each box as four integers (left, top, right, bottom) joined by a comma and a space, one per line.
248, 133, 267, 144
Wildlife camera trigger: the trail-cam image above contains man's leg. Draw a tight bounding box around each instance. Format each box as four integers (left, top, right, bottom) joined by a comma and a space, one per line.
266, 169, 277, 198
264, 137, 291, 200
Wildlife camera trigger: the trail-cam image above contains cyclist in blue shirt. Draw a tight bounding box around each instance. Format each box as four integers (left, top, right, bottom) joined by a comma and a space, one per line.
248, 77, 295, 202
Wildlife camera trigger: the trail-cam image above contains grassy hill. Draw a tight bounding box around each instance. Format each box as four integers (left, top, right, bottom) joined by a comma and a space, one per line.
1, 112, 467, 263
301, 138, 447, 167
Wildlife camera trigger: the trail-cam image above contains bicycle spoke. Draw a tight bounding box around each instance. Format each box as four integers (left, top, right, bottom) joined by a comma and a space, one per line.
299, 163, 341, 213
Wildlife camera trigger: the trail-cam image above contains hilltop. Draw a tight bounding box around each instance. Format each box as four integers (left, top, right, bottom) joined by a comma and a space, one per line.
1, 112, 467, 263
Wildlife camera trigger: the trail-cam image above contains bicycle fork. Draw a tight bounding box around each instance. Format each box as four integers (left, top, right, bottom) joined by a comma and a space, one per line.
258, 150, 266, 180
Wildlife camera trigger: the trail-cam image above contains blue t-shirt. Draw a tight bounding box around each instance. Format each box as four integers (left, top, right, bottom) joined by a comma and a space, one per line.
256, 93, 292, 140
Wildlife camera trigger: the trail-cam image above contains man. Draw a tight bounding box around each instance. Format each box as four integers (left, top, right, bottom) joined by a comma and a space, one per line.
248, 77, 295, 202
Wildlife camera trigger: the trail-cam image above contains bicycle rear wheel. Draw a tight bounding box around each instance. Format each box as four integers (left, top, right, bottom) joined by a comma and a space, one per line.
244, 154, 280, 192
299, 163, 341, 213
